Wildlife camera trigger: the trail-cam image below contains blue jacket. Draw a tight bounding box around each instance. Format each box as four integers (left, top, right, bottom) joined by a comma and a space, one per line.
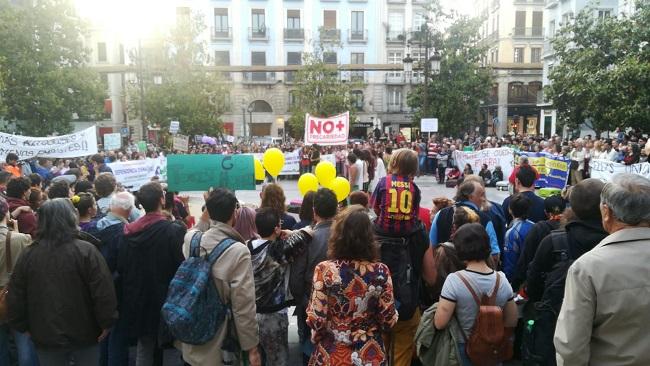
503, 218, 534, 281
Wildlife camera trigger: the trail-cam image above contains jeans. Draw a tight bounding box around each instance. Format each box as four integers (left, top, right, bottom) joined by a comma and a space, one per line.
427, 158, 437, 175
457, 343, 473, 366
99, 317, 128, 366
0, 325, 39, 366
438, 166, 446, 183
36, 345, 98, 366
418, 156, 426, 174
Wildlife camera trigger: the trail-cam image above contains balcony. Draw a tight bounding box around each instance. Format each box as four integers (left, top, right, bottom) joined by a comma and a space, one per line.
284, 28, 305, 41
512, 27, 544, 39
478, 31, 499, 46
410, 75, 425, 84
385, 73, 405, 84
243, 72, 276, 84
386, 30, 407, 43
211, 27, 232, 41
543, 38, 555, 58
387, 103, 403, 113
348, 29, 368, 43
248, 27, 269, 41
321, 28, 341, 41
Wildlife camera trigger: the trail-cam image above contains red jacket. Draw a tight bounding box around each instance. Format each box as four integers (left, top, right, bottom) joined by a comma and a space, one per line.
6, 197, 37, 236
508, 163, 540, 185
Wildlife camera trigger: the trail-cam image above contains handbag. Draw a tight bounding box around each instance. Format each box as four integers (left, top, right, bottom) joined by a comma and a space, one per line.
0, 230, 13, 322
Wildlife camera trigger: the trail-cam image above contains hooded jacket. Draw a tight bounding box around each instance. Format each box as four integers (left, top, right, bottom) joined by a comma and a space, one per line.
6, 196, 37, 236
526, 219, 608, 302
117, 212, 186, 339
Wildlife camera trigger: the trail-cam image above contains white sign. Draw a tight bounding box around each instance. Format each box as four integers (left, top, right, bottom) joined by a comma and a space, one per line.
103, 133, 122, 151
0, 126, 98, 161
169, 121, 180, 134
108, 156, 167, 191
250, 149, 336, 176
453, 147, 515, 179
172, 134, 189, 152
590, 159, 650, 182
421, 118, 439, 133
304, 112, 349, 146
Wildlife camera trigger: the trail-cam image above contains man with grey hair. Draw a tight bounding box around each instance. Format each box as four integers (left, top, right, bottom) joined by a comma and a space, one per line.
555, 173, 650, 365
90, 191, 137, 366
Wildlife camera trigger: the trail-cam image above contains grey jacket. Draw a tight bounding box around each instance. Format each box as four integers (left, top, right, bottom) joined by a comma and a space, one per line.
555, 227, 650, 366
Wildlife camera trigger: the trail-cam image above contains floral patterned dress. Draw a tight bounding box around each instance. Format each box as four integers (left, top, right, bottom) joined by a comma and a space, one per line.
306, 260, 398, 366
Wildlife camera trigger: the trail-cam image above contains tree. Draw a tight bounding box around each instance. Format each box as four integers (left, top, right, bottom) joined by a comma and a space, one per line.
407, 14, 492, 136
287, 29, 363, 137
0, 0, 106, 136
546, 2, 650, 135
128, 11, 229, 138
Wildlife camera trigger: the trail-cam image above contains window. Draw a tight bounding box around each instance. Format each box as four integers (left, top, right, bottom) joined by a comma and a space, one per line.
532, 11, 543, 36
214, 8, 228, 32
561, 12, 573, 26
531, 48, 541, 63
388, 88, 402, 106
351, 91, 364, 111
323, 10, 337, 29
118, 44, 124, 64
215, 51, 230, 65
598, 9, 612, 20
252, 9, 265, 32
411, 51, 425, 78
549, 20, 555, 36
388, 13, 404, 39
388, 51, 402, 77
288, 90, 298, 108
323, 52, 337, 64
514, 11, 526, 36
351, 11, 364, 38
351, 52, 364, 64
413, 13, 426, 31
97, 42, 107, 62
251, 51, 266, 81
287, 10, 300, 29
514, 47, 524, 63
286, 52, 301, 81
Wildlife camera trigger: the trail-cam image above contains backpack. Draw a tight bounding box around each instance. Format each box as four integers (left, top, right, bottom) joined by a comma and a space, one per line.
161, 232, 236, 345
521, 231, 571, 366
457, 272, 513, 366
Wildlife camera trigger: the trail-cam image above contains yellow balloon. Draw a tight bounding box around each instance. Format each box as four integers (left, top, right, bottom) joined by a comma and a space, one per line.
329, 177, 351, 202
254, 159, 265, 181
297, 173, 319, 196
315, 161, 336, 187
263, 148, 285, 177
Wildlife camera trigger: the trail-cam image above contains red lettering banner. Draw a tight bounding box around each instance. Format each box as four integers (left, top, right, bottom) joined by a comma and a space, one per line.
304, 112, 349, 146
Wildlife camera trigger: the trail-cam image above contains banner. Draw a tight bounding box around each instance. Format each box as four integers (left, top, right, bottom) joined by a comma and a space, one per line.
304, 112, 349, 146
421, 118, 439, 133
167, 154, 255, 192
103, 133, 122, 151
108, 156, 167, 191
590, 159, 650, 182
172, 134, 189, 152
250, 150, 335, 176
517, 152, 570, 189
453, 148, 515, 180
0, 126, 98, 161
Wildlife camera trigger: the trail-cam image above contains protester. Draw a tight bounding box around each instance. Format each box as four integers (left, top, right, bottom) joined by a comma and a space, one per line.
46, 179, 73, 199
248, 208, 312, 366
91, 153, 113, 178
462, 163, 473, 177
4, 153, 21, 178
118, 182, 187, 366
290, 188, 338, 365
180, 188, 261, 366
555, 174, 650, 365
5, 177, 37, 236
306, 205, 398, 366
0, 171, 11, 197
502, 165, 546, 224
437, 145, 449, 184
72, 192, 98, 232
309, 145, 321, 173
502, 193, 534, 282
7, 198, 117, 365
234, 205, 260, 241
260, 183, 297, 230
569, 139, 586, 185
434, 223, 518, 366
293, 191, 315, 230
347, 153, 361, 192
478, 164, 492, 186
463, 174, 508, 253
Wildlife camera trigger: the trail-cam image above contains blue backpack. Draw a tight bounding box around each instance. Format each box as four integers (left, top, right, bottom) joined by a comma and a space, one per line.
162, 232, 236, 345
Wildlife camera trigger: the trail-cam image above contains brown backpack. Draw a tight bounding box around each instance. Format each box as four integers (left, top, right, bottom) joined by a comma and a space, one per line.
457, 272, 513, 366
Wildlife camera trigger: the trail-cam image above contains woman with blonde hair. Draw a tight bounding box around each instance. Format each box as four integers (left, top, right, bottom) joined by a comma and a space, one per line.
260, 183, 297, 230
306, 205, 398, 366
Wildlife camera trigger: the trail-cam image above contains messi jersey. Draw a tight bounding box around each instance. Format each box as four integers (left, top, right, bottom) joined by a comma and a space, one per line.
371, 175, 421, 234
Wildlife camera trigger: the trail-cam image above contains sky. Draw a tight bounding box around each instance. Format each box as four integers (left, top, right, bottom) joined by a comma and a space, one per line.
441, 0, 475, 17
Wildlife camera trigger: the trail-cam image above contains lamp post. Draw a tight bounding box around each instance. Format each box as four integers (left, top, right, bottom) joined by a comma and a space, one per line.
247, 104, 254, 139
241, 106, 247, 140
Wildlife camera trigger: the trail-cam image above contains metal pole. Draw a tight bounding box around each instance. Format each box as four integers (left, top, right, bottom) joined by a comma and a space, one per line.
241, 108, 247, 139
138, 39, 146, 141
423, 26, 430, 120
249, 110, 253, 140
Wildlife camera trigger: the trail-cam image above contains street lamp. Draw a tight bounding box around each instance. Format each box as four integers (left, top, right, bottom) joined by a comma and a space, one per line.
247, 104, 254, 139
429, 51, 442, 75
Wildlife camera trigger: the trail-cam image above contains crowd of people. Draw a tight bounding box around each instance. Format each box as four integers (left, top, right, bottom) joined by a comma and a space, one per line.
0, 127, 649, 366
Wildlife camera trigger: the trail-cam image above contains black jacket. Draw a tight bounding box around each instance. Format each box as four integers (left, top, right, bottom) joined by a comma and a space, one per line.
118, 217, 186, 339
526, 220, 607, 302
7, 239, 117, 349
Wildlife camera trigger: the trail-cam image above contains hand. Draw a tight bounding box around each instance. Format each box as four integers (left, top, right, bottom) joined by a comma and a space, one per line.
247, 346, 262, 366
97, 328, 110, 342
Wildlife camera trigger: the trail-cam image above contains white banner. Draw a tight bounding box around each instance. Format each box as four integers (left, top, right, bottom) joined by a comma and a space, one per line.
249, 150, 336, 176
304, 112, 349, 146
172, 134, 189, 152
108, 156, 167, 191
590, 159, 650, 182
421, 118, 439, 133
0, 126, 98, 161
103, 133, 122, 151
453, 147, 515, 180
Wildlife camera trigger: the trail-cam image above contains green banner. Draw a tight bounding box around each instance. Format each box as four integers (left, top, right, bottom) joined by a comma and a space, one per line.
166, 154, 256, 192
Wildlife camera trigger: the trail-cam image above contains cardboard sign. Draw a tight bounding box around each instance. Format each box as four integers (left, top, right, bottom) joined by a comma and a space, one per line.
103, 133, 122, 151
0, 126, 98, 161
304, 112, 349, 146
172, 134, 189, 152
421, 118, 439, 133
169, 121, 180, 134
166, 154, 255, 192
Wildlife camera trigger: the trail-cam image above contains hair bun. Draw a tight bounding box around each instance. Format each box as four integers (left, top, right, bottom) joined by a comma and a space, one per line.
71, 195, 81, 205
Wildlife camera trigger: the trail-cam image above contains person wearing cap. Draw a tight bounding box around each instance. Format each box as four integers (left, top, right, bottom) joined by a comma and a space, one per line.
0, 196, 38, 365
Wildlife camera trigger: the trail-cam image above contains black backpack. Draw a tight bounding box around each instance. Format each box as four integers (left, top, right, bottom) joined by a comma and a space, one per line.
377, 222, 428, 321
522, 231, 571, 366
